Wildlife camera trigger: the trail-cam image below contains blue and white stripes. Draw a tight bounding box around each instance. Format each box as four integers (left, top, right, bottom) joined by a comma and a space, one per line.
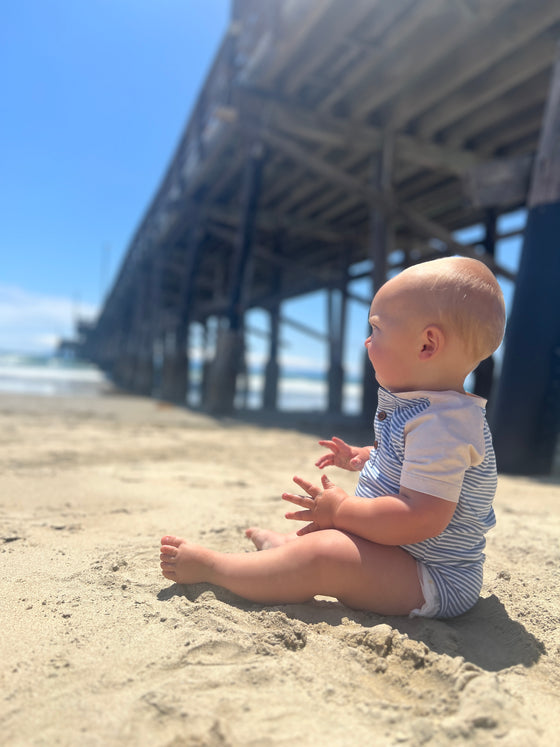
356, 388, 497, 618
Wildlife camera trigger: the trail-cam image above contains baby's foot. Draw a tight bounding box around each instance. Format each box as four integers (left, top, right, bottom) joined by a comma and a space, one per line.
245, 527, 297, 550
160, 535, 213, 584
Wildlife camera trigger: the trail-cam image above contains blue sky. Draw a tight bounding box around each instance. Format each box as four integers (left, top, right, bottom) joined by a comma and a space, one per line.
1, 0, 230, 352
0, 1, 524, 375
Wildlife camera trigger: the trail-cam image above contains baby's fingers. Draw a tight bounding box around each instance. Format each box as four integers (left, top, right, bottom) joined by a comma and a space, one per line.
296, 522, 320, 536
282, 491, 314, 508
292, 474, 320, 497
331, 436, 350, 450
315, 454, 334, 468
284, 509, 314, 522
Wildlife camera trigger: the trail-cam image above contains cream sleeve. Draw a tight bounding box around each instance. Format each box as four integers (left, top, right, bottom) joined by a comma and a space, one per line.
399, 399, 486, 502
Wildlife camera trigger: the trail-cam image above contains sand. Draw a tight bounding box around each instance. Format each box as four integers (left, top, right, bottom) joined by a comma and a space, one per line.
1, 391, 559, 746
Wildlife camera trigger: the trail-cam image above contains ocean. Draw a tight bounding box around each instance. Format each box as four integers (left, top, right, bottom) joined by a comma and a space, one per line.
0, 353, 113, 398
235, 370, 362, 414
0, 353, 363, 414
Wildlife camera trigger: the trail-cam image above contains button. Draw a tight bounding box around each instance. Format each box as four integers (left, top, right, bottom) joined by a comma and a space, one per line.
373, 440, 379, 449
377, 411, 387, 421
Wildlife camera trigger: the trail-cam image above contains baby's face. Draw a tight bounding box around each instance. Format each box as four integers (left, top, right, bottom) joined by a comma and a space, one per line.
365, 279, 426, 392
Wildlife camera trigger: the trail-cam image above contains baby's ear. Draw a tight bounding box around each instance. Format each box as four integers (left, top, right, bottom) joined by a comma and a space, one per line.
419, 325, 443, 360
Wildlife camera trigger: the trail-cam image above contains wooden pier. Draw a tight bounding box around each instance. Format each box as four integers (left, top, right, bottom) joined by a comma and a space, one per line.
81, 0, 560, 474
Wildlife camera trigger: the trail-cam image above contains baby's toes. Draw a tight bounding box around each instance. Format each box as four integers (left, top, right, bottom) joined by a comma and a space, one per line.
161, 535, 182, 546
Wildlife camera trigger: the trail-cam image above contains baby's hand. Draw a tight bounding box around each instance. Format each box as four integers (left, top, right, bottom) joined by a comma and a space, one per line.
315, 436, 368, 472
282, 474, 349, 535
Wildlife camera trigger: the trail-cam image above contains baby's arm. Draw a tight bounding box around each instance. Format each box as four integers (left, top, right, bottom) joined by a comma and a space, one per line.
284, 474, 456, 546
315, 436, 372, 472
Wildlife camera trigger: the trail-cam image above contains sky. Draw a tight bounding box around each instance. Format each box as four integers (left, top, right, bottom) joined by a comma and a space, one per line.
0, 1, 525, 375
1, 0, 230, 353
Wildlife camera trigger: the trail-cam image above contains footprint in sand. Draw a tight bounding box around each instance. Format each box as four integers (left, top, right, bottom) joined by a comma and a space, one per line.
181, 640, 254, 666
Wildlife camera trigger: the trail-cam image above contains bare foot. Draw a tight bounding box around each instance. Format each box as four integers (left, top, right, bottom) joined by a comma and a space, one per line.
245, 527, 298, 550
160, 535, 214, 584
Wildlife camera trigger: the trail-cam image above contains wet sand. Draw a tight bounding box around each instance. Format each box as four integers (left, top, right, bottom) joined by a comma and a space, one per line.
1, 392, 559, 745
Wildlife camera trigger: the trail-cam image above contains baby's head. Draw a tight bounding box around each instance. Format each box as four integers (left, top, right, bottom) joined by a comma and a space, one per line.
398, 256, 506, 366
367, 257, 506, 392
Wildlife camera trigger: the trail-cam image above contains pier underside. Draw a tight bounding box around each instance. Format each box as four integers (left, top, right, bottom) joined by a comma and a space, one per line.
82, 0, 560, 474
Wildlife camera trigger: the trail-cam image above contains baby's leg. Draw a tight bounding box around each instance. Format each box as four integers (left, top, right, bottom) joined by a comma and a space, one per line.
244, 527, 299, 550
160, 530, 423, 615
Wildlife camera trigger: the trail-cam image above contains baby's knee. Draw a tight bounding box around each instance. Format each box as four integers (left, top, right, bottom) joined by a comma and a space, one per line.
304, 528, 354, 561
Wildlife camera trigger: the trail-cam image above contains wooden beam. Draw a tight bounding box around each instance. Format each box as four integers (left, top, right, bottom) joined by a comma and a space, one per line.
391, 0, 560, 129
256, 125, 515, 281
220, 103, 520, 274
204, 147, 244, 202
226, 141, 265, 331
369, 132, 394, 292
362, 133, 394, 419
251, 0, 339, 87
262, 232, 283, 411
463, 155, 533, 209
213, 115, 514, 288
417, 31, 557, 139
205, 220, 371, 308
318, 0, 440, 113
281, 0, 378, 96
349, 0, 516, 120
442, 73, 550, 150
205, 140, 264, 414
327, 287, 346, 414
216, 95, 476, 249
528, 42, 560, 208
230, 91, 482, 174
280, 314, 327, 343
159, 212, 205, 403
477, 114, 544, 157
206, 202, 365, 246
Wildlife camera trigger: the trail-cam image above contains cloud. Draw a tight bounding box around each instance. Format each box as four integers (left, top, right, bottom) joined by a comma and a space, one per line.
0, 284, 98, 353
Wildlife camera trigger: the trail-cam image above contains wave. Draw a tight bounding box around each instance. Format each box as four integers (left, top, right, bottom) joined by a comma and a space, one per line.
0, 353, 111, 396
0, 353, 363, 412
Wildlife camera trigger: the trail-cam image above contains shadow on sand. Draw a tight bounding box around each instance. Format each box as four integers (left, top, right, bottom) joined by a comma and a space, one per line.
158, 584, 544, 674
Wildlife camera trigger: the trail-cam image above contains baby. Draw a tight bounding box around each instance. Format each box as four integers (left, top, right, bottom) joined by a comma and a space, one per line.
160, 256, 506, 618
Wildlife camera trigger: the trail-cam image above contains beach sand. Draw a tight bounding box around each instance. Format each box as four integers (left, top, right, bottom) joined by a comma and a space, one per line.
1, 391, 559, 746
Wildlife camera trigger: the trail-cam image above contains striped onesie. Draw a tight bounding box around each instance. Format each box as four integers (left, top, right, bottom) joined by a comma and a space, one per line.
356, 387, 497, 618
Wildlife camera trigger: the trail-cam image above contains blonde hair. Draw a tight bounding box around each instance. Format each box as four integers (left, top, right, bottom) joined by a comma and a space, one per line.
400, 257, 506, 367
